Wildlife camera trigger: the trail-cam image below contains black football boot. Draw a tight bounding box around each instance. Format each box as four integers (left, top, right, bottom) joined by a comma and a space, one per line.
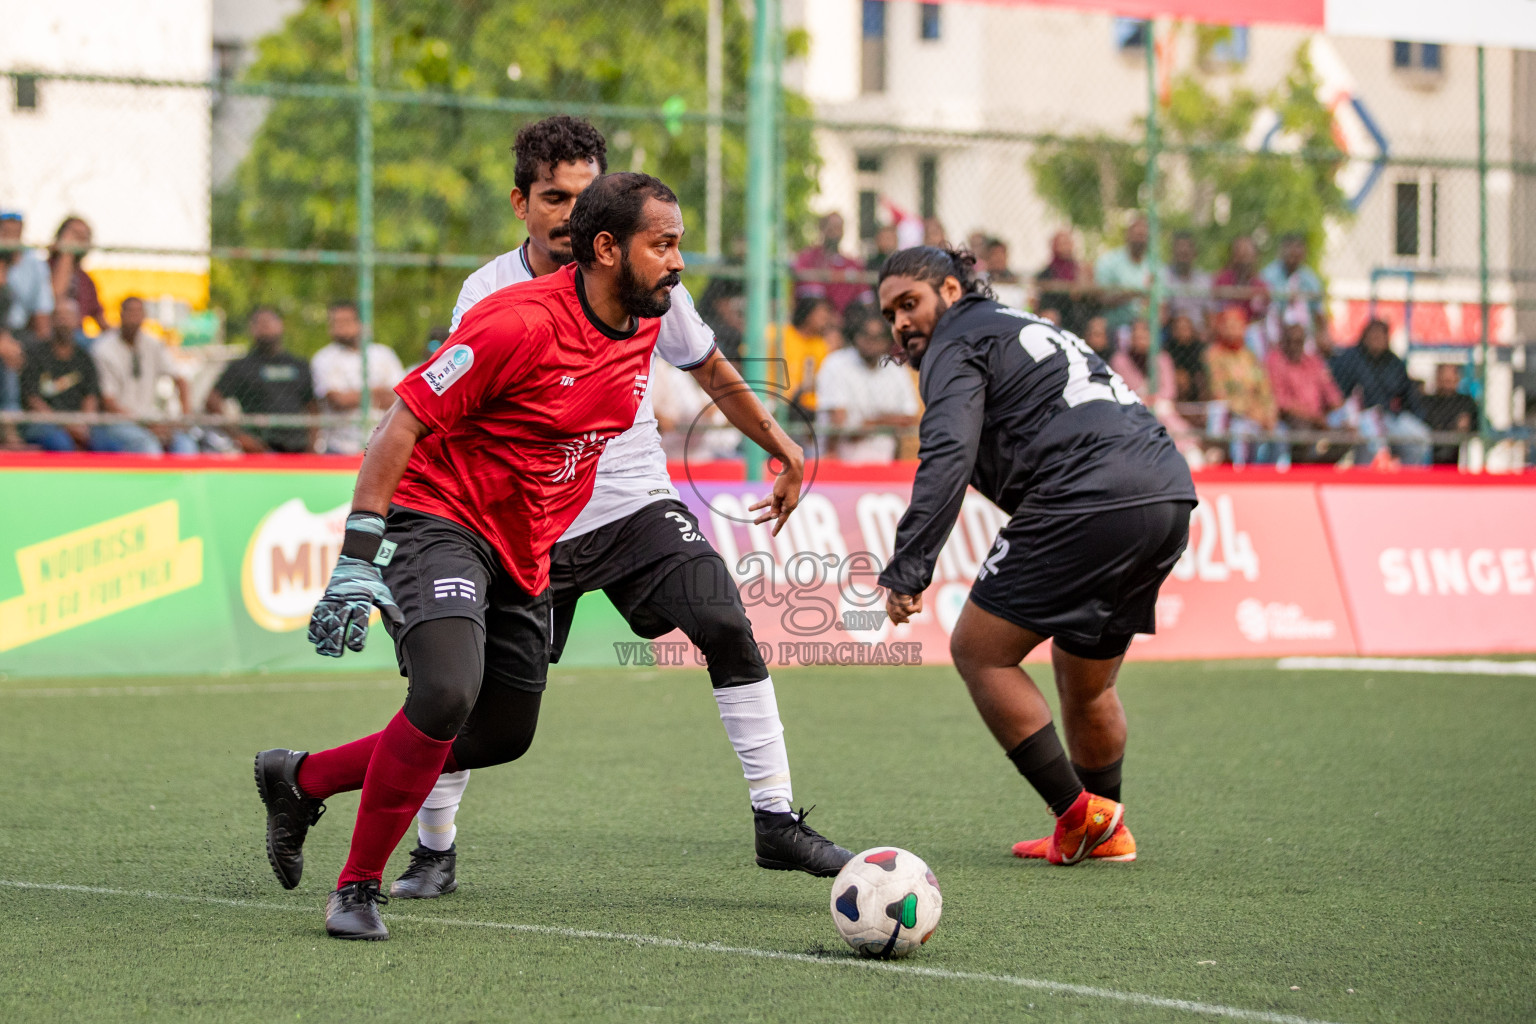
326, 880, 390, 940
389, 844, 458, 899
754, 805, 853, 877
253, 748, 326, 889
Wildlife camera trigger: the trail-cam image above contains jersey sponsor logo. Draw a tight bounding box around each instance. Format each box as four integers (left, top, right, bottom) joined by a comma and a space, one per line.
433, 577, 477, 601
632, 372, 648, 397
559, 375, 576, 387
551, 430, 606, 483
421, 344, 474, 395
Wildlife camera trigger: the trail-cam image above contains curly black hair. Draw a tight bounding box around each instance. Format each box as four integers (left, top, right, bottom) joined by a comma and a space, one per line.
876, 244, 995, 301
513, 116, 609, 195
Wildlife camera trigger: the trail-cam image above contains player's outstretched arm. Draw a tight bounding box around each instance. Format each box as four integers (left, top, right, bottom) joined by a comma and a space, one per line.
306, 400, 432, 658
689, 349, 804, 536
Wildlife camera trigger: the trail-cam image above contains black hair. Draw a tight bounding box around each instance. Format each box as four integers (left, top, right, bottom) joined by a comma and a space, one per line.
876, 245, 995, 301
568, 172, 679, 268
52, 215, 88, 243
1357, 318, 1390, 346
513, 116, 609, 196
248, 304, 281, 322
1172, 229, 1196, 243
791, 294, 833, 330
841, 301, 882, 343
328, 300, 358, 315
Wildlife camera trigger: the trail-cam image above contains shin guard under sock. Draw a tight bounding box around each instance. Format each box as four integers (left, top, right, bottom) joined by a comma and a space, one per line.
295, 731, 382, 799
337, 710, 454, 886
1006, 723, 1084, 817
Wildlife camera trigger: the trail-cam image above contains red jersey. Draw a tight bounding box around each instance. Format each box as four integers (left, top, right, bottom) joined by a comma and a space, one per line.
392, 264, 661, 593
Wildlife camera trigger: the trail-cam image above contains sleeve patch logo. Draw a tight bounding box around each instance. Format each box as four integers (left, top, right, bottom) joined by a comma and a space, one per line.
422, 344, 474, 395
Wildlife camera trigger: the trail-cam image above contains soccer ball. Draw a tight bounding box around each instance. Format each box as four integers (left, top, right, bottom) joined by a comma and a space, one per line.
829, 847, 942, 958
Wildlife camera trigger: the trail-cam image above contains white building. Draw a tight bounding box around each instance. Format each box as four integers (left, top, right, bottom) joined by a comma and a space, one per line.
0, 0, 212, 324
789, 1, 1536, 348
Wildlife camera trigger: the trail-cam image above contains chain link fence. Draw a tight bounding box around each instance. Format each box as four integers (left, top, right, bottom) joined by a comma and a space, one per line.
2, 1, 1531, 467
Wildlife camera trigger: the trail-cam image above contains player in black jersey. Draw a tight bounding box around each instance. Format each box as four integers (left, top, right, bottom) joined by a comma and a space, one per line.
875, 246, 1196, 865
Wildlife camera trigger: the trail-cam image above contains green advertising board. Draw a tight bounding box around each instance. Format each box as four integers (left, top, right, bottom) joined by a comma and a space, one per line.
0, 467, 628, 678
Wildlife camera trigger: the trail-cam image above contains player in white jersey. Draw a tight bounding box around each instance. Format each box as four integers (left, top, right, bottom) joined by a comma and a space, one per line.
389, 117, 851, 898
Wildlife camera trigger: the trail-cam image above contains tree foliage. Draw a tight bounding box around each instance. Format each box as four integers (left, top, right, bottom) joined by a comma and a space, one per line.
213, 0, 819, 357
1027, 42, 1350, 268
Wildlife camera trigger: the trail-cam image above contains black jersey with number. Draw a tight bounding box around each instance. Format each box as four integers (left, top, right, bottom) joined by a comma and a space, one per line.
878, 294, 1195, 596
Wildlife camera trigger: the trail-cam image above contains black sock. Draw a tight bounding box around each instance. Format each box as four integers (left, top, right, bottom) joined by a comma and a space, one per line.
1005, 723, 1084, 817
1072, 758, 1123, 804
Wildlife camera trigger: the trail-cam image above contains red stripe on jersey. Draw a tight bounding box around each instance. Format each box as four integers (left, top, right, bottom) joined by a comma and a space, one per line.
392, 264, 661, 593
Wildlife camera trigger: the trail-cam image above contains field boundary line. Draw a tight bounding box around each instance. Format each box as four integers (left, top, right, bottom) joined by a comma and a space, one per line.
0, 879, 1347, 1024
1277, 656, 1536, 677
0, 678, 402, 698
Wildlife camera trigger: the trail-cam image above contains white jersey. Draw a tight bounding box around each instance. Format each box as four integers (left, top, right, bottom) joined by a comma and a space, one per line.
451, 244, 717, 539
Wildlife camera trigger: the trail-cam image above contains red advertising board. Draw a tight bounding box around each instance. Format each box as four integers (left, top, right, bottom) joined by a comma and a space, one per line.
675, 480, 1357, 668
1317, 485, 1536, 656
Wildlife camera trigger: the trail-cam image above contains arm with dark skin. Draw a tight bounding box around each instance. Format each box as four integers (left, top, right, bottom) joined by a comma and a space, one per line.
689, 348, 802, 535
350, 399, 432, 516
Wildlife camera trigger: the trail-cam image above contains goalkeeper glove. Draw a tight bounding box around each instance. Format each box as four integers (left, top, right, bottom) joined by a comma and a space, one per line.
307, 511, 404, 658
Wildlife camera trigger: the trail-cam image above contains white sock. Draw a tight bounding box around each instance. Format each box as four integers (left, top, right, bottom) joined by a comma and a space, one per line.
416, 769, 471, 851
714, 678, 793, 814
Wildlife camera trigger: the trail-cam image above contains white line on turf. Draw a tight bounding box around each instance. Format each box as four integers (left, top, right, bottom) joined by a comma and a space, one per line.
1276, 657, 1536, 677
0, 879, 1347, 1024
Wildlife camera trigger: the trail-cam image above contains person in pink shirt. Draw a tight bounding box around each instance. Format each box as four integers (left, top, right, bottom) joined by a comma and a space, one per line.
793, 212, 870, 313
1110, 319, 1199, 458
1211, 235, 1269, 326
1264, 316, 1349, 462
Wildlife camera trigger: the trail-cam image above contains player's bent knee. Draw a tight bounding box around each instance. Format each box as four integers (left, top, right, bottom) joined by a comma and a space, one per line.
400, 616, 486, 741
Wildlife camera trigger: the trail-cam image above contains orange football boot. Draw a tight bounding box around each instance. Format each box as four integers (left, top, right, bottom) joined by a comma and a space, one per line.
1012, 792, 1124, 865
1012, 819, 1136, 863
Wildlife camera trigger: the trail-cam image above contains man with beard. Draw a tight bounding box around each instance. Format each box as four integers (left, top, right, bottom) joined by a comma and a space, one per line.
206, 307, 318, 453
876, 246, 1195, 866
388, 115, 849, 900
253, 173, 781, 940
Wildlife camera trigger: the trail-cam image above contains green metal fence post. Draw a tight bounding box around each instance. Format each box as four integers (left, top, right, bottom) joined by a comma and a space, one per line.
1477, 46, 1492, 459
743, 0, 778, 483
1143, 18, 1164, 395
356, 0, 375, 431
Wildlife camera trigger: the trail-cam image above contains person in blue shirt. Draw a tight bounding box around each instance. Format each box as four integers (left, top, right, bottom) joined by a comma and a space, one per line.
1261, 233, 1326, 348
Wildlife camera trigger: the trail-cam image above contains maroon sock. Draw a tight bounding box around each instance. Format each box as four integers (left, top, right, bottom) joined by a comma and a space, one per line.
337, 710, 454, 887
296, 731, 382, 799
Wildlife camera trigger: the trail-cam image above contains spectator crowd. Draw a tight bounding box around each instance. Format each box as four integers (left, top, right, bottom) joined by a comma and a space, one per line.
0, 204, 1484, 468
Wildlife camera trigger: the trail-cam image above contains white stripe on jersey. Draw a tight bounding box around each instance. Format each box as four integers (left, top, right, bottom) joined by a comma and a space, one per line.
451, 245, 718, 539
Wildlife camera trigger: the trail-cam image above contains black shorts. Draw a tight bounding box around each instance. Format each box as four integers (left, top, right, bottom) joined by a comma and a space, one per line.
382, 506, 553, 692
966, 500, 1193, 660
548, 499, 746, 663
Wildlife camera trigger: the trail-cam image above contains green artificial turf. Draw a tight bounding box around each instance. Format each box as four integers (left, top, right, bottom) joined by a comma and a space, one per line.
1, 661, 1532, 1023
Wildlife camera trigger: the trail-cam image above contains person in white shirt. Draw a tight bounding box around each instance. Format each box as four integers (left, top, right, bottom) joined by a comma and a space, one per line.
309, 300, 406, 454
91, 295, 197, 454
380, 117, 850, 900
816, 302, 920, 463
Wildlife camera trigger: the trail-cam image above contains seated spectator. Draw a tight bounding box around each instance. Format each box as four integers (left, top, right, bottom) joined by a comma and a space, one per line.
310, 300, 406, 454
776, 296, 836, 412
982, 238, 1027, 311
1161, 230, 1213, 330
49, 216, 104, 331
793, 212, 869, 313
1420, 362, 1479, 465
93, 296, 196, 454
1035, 230, 1095, 336
1206, 307, 1278, 464
1264, 315, 1348, 463
922, 216, 948, 247
816, 303, 920, 464
1082, 315, 1114, 361
413, 325, 451, 372
19, 298, 114, 451
0, 263, 20, 434
698, 277, 744, 364
868, 223, 901, 277
1163, 313, 1208, 402
207, 307, 318, 454
650, 358, 738, 462
1110, 319, 1199, 456
1094, 215, 1153, 335
1262, 232, 1326, 348
1329, 319, 1431, 466
1, 210, 54, 338
1211, 235, 1269, 339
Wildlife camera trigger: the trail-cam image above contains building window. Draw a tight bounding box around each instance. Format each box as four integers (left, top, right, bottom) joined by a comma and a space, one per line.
1201, 26, 1249, 68
1392, 41, 1443, 74
13, 74, 38, 111
919, 155, 938, 220
856, 152, 883, 174
1395, 182, 1420, 257
858, 190, 880, 242
213, 41, 243, 87
920, 3, 942, 41
861, 1, 886, 94
1114, 18, 1150, 51
1394, 178, 1440, 260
